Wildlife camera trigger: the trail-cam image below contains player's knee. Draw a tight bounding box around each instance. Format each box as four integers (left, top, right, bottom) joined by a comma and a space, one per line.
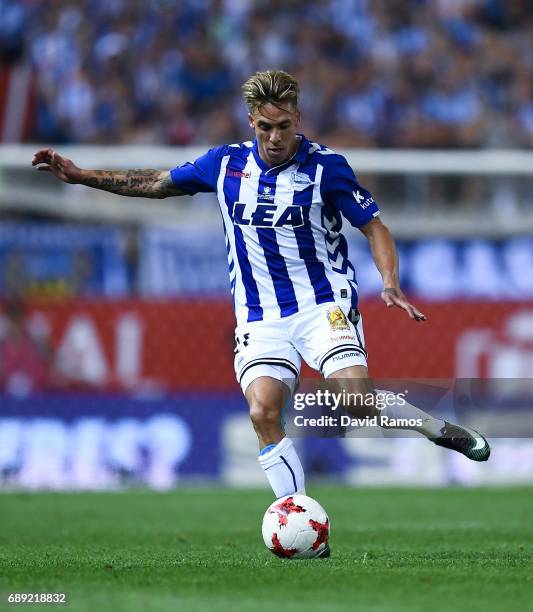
339, 388, 379, 418
343, 397, 379, 419
326, 378, 379, 418
249, 397, 282, 431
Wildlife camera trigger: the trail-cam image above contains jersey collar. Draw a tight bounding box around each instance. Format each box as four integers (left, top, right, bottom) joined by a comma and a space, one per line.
252, 134, 309, 174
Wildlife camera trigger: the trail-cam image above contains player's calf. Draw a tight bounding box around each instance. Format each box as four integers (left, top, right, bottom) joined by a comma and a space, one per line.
376, 389, 445, 438
247, 380, 287, 448
246, 376, 306, 498
326, 372, 445, 438
376, 389, 490, 461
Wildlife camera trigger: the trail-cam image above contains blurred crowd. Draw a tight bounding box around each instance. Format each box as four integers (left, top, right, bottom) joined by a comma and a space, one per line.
0, 0, 532, 147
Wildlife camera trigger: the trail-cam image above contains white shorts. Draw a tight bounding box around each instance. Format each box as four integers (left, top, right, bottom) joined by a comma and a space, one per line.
234, 301, 367, 394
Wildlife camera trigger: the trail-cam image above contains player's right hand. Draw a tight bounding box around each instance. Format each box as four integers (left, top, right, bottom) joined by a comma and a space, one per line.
381, 287, 427, 322
32, 148, 82, 184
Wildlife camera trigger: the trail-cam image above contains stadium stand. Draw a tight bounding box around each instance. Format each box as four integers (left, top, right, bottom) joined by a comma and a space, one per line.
0, 0, 531, 148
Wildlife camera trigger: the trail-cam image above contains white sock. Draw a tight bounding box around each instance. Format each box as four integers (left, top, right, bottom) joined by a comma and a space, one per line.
258, 437, 306, 498
377, 390, 445, 438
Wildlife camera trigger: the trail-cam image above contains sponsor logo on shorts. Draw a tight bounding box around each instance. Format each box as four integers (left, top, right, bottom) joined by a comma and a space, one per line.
331, 352, 360, 362
330, 334, 356, 343
326, 306, 350, 332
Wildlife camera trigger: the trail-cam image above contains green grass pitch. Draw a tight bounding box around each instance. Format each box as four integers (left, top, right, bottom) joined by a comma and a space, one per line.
1, 487, 532, 612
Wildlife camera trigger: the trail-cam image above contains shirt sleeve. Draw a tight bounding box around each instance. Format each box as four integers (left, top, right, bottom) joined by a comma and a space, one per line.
169, 146, 225, 195
320, 154, 380, 228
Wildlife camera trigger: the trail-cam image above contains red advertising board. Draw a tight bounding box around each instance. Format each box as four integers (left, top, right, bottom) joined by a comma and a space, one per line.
4, 299, 533, 391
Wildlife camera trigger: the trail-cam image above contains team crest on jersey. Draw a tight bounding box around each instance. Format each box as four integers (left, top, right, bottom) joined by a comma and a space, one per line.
326, 306, 350, 331
290, 172, 314, 191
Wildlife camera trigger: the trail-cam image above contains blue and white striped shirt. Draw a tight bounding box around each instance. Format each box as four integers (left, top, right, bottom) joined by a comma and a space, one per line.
170, 134, 380, 325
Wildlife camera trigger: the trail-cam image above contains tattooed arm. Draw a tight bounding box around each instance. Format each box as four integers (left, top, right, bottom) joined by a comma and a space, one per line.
82, 168, 183, 198
32, 148, 185, 198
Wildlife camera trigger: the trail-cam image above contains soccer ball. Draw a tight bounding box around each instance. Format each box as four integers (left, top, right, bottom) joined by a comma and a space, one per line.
262, 494, 330, 559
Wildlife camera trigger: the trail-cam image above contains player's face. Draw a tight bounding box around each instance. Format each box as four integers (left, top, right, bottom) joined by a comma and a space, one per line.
248, 103, 301, 167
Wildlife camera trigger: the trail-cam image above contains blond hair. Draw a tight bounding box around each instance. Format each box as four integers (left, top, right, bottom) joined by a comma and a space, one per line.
242, 70, 299, 113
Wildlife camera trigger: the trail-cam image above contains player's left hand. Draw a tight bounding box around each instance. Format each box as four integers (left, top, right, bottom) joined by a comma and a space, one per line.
381, 287, 426, 321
